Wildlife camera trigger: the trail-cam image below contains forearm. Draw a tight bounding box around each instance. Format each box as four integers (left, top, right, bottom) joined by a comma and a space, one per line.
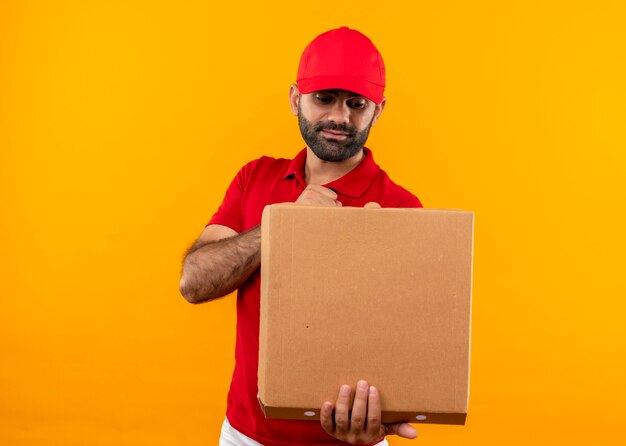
179, 225, 261, 303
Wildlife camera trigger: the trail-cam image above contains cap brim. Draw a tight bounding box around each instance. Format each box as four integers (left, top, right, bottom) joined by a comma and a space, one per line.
297, 75, 384, 104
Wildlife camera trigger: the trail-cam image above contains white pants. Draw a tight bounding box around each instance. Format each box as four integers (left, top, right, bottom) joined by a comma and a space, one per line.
219, 418, 389, 446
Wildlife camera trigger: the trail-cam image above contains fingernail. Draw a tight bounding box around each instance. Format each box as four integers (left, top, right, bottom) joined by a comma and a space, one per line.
358, 380, 368, 390
340, 385, 350, 396
369, 386, 377, 396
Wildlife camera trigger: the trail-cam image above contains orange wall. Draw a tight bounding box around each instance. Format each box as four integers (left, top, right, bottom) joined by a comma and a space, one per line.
1, 1, 625, 445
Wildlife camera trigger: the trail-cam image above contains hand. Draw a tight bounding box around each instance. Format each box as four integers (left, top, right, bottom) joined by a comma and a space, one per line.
320, 380, 418, 445
295, 185, 342, 206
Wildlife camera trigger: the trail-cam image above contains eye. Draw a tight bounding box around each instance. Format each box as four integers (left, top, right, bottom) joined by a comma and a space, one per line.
315, 94, 333, 104
348, 99, 367, 109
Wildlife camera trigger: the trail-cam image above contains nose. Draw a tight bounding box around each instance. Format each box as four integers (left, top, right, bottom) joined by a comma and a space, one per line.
327, 101, 350, 125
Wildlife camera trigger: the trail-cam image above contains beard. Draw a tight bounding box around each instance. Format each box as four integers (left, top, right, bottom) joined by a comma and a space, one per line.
297, 104, 374, 162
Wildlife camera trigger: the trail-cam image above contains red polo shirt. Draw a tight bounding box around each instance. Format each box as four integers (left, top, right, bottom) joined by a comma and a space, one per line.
207, 147, 422, 446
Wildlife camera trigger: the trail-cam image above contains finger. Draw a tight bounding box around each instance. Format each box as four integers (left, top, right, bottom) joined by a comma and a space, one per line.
350, 380, 369, 433
334, 385, 352, 435
335, 200, 343, 207
398, 423, 419, 439
365, 386, 383, 438
309, 186, 340, 206
310, 185, 338, 200
319, 401, 335, 434
385, 423, 418, 439
295, 190, 339, 206
363, 202, 381, 208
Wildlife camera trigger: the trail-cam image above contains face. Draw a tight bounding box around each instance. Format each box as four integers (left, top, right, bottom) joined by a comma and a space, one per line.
290, 88, 385, 162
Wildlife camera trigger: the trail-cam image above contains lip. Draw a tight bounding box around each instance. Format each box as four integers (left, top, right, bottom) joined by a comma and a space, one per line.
320, 130, 350, 141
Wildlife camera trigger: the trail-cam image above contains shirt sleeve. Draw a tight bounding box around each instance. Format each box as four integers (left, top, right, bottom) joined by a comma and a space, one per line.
206, 160, 257, 233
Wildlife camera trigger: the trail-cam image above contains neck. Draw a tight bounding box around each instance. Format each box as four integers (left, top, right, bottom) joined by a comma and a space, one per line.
304, 147, 365, 185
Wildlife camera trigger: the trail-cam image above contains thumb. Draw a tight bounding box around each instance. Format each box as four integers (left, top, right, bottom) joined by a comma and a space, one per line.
386, 423, 418, 439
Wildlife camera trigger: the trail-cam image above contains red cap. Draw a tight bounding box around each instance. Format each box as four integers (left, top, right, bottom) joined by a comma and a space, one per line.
296, 27, 386, 104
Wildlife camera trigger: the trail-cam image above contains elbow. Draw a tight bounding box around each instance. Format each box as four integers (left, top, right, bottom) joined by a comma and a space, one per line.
180, 289, 202, 305
179, 274, 221, 304
180, 285, 208, 304
179, 275, 213, 304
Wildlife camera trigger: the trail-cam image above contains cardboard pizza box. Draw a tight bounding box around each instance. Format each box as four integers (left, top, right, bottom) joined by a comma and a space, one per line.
258, 204, 473, 425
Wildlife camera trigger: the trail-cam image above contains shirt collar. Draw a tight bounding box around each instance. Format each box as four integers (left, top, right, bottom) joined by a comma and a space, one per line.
280, 148, 308, 186
280, 147, 381, 198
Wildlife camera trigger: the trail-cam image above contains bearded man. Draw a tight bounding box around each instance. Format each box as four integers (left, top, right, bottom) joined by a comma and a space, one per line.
180, 26, 422, 446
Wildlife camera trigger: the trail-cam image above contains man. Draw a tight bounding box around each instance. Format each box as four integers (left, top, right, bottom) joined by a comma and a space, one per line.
180, 27, 422, 446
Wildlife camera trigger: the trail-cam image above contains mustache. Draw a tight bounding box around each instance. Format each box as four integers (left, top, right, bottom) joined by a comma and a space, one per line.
314, 121, 357, 136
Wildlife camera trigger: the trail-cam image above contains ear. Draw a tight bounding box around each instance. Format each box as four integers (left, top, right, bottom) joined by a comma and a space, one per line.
289, 84, 300, 116
371, 96, 386, 126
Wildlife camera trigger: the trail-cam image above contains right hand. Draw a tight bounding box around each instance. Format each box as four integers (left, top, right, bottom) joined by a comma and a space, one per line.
295, 185, 342, 207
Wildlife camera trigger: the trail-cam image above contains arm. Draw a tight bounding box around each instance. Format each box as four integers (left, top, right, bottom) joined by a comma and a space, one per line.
179, 224, 261, 304
180, 184, 340, 304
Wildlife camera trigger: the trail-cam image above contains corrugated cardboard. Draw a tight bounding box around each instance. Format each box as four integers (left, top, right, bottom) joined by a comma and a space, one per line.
258, 204, 474, 425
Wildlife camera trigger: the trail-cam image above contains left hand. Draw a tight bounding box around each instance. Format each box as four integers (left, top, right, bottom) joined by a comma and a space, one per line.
320, 380, 418, 444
